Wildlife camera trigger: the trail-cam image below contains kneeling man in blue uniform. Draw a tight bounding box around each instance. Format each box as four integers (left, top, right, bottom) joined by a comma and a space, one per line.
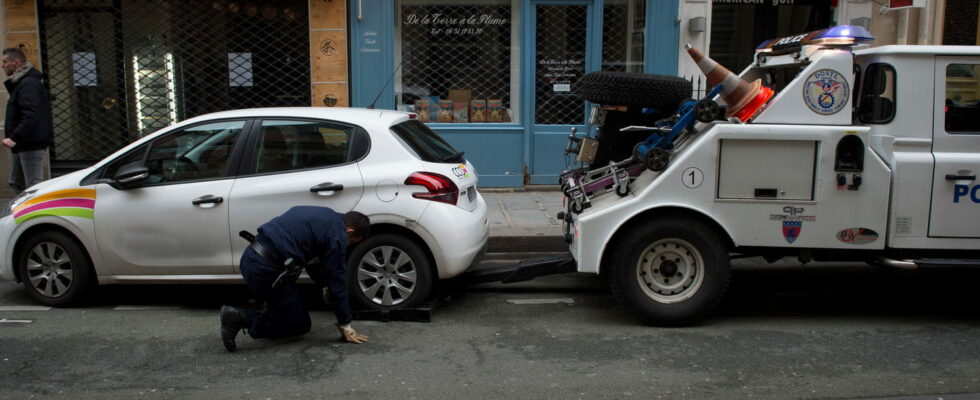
220, 206, 371, 351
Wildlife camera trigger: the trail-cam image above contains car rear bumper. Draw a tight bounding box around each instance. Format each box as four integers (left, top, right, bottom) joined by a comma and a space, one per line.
417, 193, 490, 279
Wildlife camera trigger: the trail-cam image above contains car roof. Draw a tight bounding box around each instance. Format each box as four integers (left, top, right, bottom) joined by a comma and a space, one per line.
855, 45, 980, 57
181, 107, 411, 127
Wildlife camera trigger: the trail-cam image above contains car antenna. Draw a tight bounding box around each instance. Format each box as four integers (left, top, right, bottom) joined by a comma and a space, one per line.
368, 60, 404, 110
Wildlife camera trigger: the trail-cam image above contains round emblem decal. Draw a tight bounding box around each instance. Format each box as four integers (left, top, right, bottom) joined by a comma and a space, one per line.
802, 69, 849, 115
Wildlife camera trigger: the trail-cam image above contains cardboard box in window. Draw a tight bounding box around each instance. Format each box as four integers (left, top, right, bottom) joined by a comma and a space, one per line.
488, 99, 504, 122
437, 99, 454, 122
470, 99, 487, 122
415, 99, 431, 122
453, 101, 469, 123
448, 89, 472, 106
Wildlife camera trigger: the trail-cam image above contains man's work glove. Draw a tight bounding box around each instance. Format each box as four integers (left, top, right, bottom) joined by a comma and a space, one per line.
337, 323, 368, 344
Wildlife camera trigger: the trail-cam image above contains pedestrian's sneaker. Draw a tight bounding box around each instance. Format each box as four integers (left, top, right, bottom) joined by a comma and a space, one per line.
220, 306, 248, 352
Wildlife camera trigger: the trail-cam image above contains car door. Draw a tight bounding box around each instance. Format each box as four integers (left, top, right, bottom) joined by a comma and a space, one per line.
929, 57, 980, 238
227, 119, 366, 270
94, 119, 249, 275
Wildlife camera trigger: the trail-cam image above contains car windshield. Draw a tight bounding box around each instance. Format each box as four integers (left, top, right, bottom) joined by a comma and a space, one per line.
390, 120, 463, 163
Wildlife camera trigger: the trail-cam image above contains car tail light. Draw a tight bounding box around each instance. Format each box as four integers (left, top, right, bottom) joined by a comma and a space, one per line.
405, 172, 459, 205
408, 113, 418, 120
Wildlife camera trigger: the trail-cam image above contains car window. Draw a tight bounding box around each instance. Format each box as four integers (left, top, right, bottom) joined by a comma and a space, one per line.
103, 120, 245, 185
253, 120, 353, 174
390, 119, 462, 163
858, 63, 896, 124
944, 63, 980, 133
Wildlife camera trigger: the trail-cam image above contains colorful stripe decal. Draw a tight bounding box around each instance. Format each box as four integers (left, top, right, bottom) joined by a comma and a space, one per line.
12, 188, 97, 224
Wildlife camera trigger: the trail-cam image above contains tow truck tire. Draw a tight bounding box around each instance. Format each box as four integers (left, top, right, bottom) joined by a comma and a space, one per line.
17, 231, 96, 307
347, 234, 434, 311
608, 217, 730, 326
577, 71, 691, 110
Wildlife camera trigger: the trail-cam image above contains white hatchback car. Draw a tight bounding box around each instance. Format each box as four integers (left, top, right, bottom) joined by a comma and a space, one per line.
0, 108, 488, 310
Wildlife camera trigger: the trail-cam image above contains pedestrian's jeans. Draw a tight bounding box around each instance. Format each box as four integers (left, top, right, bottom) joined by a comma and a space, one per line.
8, 148, 48, 194
239, 248, 313, 339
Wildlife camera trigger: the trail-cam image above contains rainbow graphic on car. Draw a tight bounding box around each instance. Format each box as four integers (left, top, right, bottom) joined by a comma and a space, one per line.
12, 188, 96, 225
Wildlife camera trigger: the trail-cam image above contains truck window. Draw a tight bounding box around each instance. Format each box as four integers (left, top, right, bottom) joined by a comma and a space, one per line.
944, 64, 980, 133
858, 63, 895, 124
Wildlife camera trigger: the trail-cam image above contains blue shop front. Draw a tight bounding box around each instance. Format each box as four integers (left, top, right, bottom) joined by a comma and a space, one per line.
349, 0, 679, 187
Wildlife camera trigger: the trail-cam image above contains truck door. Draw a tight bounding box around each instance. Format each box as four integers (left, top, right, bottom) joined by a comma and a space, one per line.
929, 57, 980, 238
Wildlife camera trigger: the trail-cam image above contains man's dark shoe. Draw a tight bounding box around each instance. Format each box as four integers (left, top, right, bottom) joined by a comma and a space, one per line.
220, 306, 249, 352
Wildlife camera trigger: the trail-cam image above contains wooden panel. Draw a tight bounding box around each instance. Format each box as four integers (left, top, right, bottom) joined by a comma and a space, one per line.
5, 33, 40, 67
312, 83, 349, 107
310, 30, 348, 82
4, 0, 38, 32
309, 0, 346, 30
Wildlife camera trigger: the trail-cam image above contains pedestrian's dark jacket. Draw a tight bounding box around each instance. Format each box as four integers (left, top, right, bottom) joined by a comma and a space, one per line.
4, 67, 53, 153
248, 206, 353, 324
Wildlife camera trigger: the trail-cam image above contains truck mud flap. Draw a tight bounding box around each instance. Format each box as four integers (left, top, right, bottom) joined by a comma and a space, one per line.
465, 254, 577, 285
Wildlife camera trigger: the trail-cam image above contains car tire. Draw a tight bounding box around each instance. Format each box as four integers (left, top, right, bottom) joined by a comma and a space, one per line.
347, 233, 434, 310
577, 71, 692, 110
608, 217, 730, 326
17, 231, 96, 307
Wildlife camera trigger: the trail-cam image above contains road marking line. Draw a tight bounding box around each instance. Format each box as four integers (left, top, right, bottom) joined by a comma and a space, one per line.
114, 305, 181, 311
507, 298, 574, 305
0, 305, 51, 311
0, 318, 34, 324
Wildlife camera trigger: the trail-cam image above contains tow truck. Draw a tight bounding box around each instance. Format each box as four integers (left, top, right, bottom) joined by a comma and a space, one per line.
530, 26, 980, 326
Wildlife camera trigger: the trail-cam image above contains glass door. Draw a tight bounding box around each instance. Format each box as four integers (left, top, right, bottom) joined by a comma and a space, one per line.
528, 1, 592, 184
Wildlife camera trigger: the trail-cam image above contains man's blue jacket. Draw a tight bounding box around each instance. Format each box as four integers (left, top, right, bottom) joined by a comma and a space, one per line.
247, 206, 352, 325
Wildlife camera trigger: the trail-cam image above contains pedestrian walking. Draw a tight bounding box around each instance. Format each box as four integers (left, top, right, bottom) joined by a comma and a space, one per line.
220, 206, 371, 351
2, 48, 52, 195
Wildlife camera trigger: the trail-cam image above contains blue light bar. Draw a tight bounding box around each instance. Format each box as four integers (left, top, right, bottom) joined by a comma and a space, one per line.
814, 25, 875, 43
757, 25, 875, 53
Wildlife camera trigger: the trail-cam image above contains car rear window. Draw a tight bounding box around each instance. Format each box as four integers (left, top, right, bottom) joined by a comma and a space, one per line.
390, 120, 463, 163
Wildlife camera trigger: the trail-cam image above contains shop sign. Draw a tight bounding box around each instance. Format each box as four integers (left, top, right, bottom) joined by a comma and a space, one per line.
714, 0, 825, 6
403, 13, 508, 35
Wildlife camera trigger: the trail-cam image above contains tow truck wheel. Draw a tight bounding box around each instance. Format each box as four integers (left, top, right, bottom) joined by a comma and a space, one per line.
608, 217, 730, 326
695, 99, 721, 123
645, 148, 670, 171
347, 234, 434, 310
17, 231, 96, 307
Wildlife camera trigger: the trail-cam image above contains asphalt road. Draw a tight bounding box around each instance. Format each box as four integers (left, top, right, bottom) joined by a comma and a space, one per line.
1, 258, 979, 400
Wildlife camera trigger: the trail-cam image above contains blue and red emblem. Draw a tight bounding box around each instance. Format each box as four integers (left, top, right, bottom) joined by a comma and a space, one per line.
782, 221, 802, 243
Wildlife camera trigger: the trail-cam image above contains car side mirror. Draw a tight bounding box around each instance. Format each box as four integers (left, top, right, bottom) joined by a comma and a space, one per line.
112, 162, 149, 189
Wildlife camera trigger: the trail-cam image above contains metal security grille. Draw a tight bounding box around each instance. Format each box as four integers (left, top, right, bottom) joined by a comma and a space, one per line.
602, 0, 645, 73
397, 3, 514, 122
38, 0, 310, 165
535, 4, 587, 125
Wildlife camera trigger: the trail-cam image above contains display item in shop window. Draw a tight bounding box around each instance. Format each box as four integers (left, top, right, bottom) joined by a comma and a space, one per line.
449, 89, 472, 106
453, 102, 469, 123
415, 99, 432, 122
437, 99, 454, 123
488, 99, 503, 122
470, 99, 487, 122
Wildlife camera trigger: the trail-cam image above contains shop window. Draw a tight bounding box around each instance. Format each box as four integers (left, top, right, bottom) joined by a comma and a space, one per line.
858, 64, 896, 124
396, 0, 519, 123
602, 0, 645, 73
945, 64, 980, 133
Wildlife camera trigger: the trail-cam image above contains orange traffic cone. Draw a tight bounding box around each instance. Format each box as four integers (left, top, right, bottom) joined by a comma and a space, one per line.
686, 44, 773, 121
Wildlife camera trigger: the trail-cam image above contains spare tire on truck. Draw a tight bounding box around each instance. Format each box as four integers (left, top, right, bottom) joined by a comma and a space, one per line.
577, 71, 692, 111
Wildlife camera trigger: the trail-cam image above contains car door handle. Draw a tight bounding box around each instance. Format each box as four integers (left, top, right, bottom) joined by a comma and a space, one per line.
192, 195, 224, 205
310, 182, 344, 193
945, 174, 976, 181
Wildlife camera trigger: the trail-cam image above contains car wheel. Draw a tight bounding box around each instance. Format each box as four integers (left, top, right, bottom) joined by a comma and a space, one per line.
17, 231, 96, 307
608, 217, 730, 326
577, 71, 692, 110
347, 234, 433, 310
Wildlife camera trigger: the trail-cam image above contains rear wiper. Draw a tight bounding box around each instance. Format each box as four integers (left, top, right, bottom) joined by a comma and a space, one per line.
442, 151, 465, 162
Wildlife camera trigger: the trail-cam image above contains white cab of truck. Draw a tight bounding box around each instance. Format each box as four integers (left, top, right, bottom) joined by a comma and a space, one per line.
564, 26, 980, 325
